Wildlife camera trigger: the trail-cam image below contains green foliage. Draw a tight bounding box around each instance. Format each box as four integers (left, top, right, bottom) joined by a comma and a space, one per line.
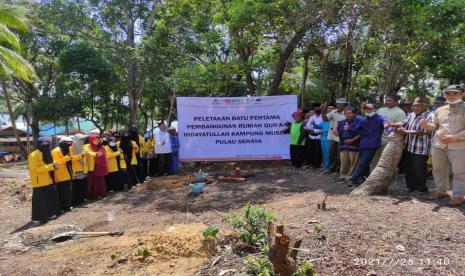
137, 247, 151, 258
313, 223, 324, 234
293, 261, 317, 276
245, 256, 275, 276
203, 225, 219, 239
224, 204, 275, 248
110, 253, 117, 260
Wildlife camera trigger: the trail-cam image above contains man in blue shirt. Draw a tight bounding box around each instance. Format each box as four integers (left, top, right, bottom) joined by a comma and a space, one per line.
346, 103, 389, 187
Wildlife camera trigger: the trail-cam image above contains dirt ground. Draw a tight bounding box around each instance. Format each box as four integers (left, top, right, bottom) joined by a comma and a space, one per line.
0, 161, 464, 276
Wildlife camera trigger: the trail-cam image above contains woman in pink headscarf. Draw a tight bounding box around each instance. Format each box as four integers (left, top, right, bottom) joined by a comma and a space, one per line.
85, 134, 108, 199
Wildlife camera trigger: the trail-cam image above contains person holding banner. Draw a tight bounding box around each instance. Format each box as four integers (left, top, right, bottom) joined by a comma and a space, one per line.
283, 111, 307, 168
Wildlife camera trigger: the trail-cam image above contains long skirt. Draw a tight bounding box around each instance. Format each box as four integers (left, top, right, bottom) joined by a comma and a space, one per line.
57, 180, 73, 211
107, 171, 124, 191
31, 184, 60, 222
170, 153, 179, 174
120, 170, 134, 190
86, 172, 107, 199
136, 155, 146, 182
128, 165, 141, 186
72, 177, 87, 205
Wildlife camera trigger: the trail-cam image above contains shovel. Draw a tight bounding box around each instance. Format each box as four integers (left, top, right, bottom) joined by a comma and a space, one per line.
51, 230, 124, 243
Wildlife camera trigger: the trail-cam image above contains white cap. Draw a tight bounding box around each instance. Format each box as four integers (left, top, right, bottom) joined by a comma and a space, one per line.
168, 126, 176, 130
61, 136, 73, 142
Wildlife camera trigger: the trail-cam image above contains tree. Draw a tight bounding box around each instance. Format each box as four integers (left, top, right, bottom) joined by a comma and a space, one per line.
0, 4, 35, 157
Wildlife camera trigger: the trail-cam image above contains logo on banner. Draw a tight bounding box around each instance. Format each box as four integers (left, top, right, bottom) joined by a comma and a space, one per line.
211, 98, 263, 105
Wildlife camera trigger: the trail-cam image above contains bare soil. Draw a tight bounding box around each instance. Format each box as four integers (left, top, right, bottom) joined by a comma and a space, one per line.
0, 161, 464, 276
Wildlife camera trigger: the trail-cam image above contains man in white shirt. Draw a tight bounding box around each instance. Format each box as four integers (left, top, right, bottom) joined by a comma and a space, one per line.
323, 98, 347, 173
305, 107, 324, 168
154, 122, 172, 176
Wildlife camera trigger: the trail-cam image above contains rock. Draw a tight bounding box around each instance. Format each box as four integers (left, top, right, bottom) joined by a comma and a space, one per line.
218, 269, 236, 276
395, 244, 405, 252
366, 270, 377, 276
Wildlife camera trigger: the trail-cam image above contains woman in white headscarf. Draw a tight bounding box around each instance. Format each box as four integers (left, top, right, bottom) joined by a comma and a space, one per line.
70, 134, 88, 205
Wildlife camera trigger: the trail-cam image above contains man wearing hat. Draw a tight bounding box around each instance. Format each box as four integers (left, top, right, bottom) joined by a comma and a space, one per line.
322, 98, 348, 173
346, 103, 389, 187
283, 110, 307, 168
396, 97, 433, 193
371, 94, 407, 168
420, 85, 465, 205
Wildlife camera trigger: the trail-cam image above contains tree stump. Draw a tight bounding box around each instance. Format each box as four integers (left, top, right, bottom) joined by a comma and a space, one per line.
351, 133, 404, 196
268, 223, 302, 276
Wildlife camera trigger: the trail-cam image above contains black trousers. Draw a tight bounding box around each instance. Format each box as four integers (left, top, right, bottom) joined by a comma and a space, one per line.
403, 150, 428, 192
57, 180, 73, 211
149, 157, 157, 176
157, 153, 172, 176
308, 139, 322, 168
290, 145, 305, 168
303, 137, 312, 165
329, 141, 340, 172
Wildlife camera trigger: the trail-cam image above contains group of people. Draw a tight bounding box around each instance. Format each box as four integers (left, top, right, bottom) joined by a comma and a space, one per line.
27, 122, 180, 224
286, 84, 465, 206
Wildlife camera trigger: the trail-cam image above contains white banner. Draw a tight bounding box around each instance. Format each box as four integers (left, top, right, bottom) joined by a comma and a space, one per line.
177, 95, 297, 161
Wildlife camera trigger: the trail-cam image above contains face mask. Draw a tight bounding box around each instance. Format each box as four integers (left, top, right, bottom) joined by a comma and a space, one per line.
366, 112, 376, 117
109, 142, 116, 147
446, 99, 463, 105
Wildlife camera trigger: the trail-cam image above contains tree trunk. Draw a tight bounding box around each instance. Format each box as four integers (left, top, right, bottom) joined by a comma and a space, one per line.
167, 80, 177, 125
300, 51, 310, 109
351, 134, 404, 195
1, 81, 27, 158
77, 116, 81, 132
268, 21, 314, 96
31, 115, 40, 144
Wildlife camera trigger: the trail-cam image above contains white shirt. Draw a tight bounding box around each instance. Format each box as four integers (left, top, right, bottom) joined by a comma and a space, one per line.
305, 114, 323, 139
154, 130, 172, 154
327, 110, 346, 142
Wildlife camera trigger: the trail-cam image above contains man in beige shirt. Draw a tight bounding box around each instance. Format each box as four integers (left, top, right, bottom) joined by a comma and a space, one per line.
420, 85, 465, 206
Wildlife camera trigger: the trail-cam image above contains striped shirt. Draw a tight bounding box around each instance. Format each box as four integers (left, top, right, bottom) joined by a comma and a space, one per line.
403, 110, 433, 156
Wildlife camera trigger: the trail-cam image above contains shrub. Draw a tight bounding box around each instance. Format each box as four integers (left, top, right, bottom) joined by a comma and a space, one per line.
245, 256, 275, 276
203, 225, 219, 239
293, 261, 317, 276
224, 204, 275, 248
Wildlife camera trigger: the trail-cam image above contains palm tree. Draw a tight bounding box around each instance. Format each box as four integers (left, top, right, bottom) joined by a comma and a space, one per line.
0, 5, 35, 158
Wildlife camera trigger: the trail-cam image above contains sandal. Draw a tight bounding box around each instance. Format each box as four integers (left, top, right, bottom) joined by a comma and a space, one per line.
447, 197, 465, 206
425, 192, 449, 200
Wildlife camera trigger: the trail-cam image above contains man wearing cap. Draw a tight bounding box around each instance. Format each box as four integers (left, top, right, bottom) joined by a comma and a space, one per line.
283, 111, 307, 168
322, 98, 347, 173
420, 85, 465, 205
346, 103, 389, 187
396, 97, 433, 193
371, 94, 407, 168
